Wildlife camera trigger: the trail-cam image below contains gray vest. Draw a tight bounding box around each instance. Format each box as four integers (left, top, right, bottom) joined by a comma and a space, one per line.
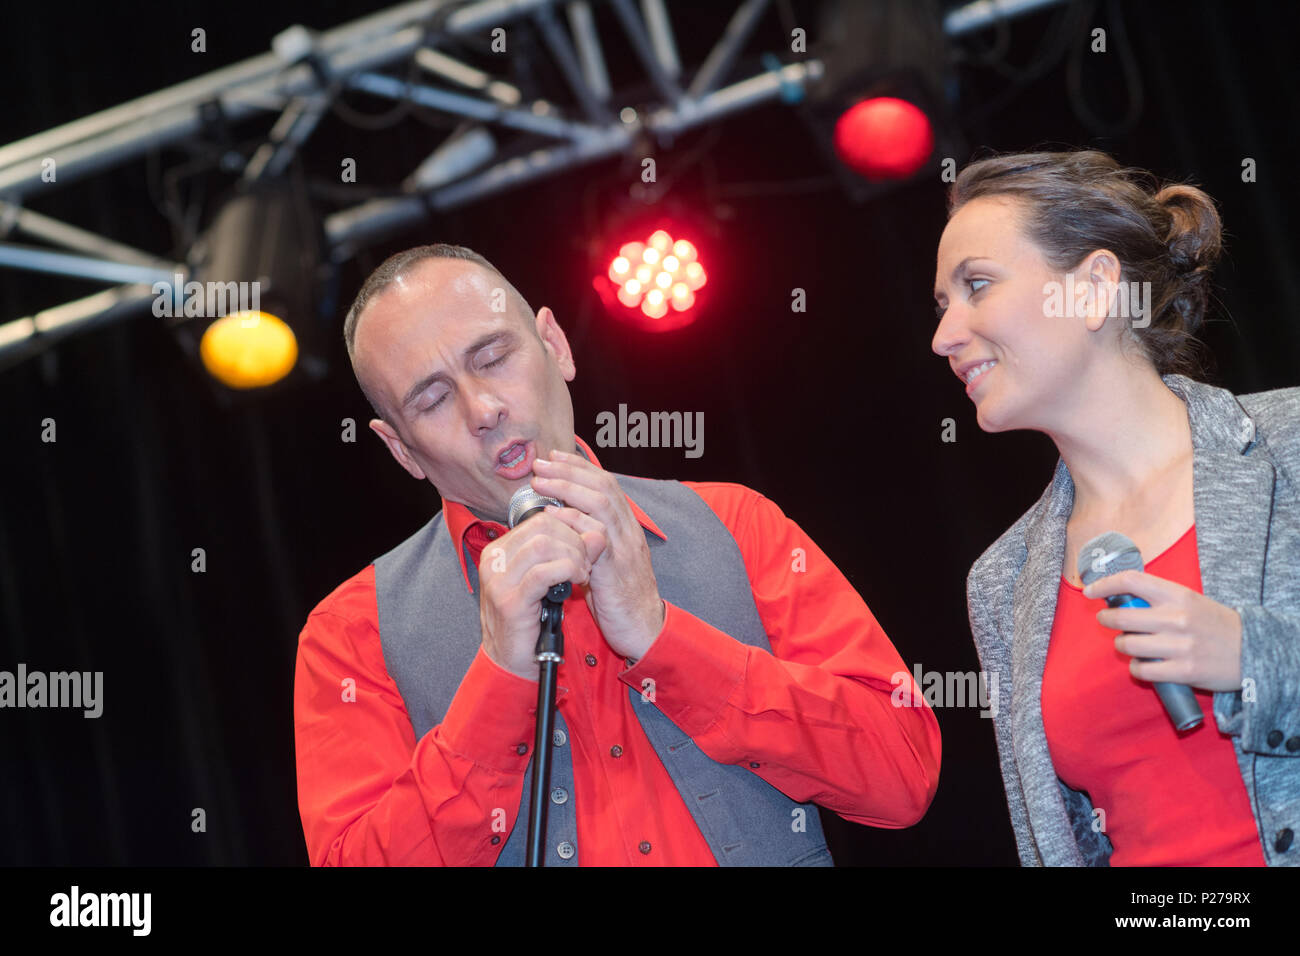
373, 473, 833, 866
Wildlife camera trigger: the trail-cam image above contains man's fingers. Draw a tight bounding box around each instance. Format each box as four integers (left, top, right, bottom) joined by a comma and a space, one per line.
497, 518, 590, 582
544, 505, 610, 562
522, 557, 590, 595
530, 472, 609, 518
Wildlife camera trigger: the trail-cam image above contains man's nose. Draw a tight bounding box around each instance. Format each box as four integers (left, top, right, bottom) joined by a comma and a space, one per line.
465, 387, 506, 433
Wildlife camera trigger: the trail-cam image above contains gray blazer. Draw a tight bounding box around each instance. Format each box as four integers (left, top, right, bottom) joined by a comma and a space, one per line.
967, 373, 1300, 865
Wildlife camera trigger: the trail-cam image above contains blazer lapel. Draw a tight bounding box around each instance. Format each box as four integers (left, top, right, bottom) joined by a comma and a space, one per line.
1162, 375, 1276, 610
1164, 375, 1276, 734
1010, 457, 1084, 864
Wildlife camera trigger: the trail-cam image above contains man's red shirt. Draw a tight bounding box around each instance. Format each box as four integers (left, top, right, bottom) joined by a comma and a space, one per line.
294, 438, 941, 865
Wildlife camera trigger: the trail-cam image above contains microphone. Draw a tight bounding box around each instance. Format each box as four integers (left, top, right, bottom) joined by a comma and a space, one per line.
1077, 531, 1204, 732
507, 486, 563, 529
507, 486, 571, 609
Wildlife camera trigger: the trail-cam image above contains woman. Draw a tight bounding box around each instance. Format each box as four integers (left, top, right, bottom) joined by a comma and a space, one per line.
932, 149, 1300, 866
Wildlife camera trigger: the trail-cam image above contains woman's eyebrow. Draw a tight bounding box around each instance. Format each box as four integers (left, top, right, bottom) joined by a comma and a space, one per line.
935, 256, 992, 298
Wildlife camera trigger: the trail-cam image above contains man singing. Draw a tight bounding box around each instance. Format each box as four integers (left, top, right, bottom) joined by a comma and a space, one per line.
293, 243, 941, 865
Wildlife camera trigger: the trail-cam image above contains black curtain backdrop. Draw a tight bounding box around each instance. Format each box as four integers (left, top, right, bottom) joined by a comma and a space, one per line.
1, 0, 1298, 865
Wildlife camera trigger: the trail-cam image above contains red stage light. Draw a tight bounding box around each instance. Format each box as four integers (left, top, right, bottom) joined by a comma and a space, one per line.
832, 96, 934, 181
600, 227, 706, 331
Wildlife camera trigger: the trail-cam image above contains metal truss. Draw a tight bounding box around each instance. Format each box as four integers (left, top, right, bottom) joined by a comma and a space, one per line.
0, 0, 1064, 369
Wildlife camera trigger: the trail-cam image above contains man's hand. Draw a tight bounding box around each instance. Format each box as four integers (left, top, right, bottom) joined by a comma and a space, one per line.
1084, 569, 1244, 692
531, 450, 666, 661
477, 512, 592, 681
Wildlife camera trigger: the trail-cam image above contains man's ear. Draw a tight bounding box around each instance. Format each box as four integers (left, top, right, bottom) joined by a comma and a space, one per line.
369, 418, 427, 480
535, 306, 576, 382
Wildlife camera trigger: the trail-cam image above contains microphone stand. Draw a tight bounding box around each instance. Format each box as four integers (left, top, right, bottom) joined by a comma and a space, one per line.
525, 581, 570, 866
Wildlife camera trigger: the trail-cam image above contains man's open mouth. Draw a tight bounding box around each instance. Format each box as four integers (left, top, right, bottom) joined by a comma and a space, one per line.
494, 440, 534, 478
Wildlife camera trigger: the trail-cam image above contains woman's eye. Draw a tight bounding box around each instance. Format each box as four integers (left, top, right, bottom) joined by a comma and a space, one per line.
969, 278, 990, 294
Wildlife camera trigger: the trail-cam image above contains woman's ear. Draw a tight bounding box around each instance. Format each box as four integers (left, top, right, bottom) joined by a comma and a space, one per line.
1082, 249, 1123, 333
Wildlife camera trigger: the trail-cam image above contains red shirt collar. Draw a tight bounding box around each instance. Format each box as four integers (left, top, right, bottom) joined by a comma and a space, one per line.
441, 435, 667, 593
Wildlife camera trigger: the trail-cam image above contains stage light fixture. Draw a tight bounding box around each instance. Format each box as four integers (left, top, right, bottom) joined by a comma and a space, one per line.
802, 0, 961, 199
199, 310, 298, 389
179, 181, 327, 392
832, 96, 935, 181
597, 227, 706, 331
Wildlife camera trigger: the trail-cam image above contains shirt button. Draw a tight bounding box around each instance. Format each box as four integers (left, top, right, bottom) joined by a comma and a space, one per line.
1287, 737, 1300, 753
610, 745, 623, 758
749, 762, 760, 768
553, 728, 567, 747
638, 841, 652, 855
585, 653, 598, 667
556, 841, 575, 860
1267, 730, 1284, 747
1275, 828, 1294, 853
550, 787, 569, 805
491, 835, 501, 845
486, 529, 498, 539
515, 743, 528, 755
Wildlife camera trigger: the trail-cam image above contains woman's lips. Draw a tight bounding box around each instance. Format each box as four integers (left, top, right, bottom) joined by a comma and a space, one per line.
965, 360, 997, 396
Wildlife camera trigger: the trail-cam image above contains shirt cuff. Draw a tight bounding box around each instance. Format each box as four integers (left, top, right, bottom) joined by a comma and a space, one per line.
437, 647, 544, 773
619, 599, 748, 738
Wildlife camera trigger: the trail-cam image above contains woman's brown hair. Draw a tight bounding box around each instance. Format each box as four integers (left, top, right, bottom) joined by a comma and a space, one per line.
948, 149, 1223, 378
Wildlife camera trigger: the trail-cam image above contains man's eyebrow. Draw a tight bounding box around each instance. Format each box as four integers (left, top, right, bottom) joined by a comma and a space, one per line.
934, 256, 989, 298
400, 330, 515, 409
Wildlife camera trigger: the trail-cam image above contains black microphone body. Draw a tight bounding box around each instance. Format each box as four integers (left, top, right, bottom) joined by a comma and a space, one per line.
1077, 531, 1204, 732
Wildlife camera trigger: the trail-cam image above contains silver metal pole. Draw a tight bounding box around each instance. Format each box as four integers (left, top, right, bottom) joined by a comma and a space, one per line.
688, 0, 772, 98
566, 2, 611, 104
0, 243, 179, 286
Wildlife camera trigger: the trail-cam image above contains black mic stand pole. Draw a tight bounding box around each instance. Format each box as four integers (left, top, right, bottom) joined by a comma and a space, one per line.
525, 581, 570, 866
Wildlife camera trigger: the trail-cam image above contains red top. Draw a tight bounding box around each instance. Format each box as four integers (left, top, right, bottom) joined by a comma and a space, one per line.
1042, 524, 1265, 865
293, 438, 941, 865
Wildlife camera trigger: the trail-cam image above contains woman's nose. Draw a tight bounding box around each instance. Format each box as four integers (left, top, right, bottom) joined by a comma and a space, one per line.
931, 305, 969, 357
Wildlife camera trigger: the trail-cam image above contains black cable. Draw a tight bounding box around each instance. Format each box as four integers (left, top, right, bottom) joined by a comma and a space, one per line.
1065, 0, 1145, 137
959, 0, 1095, 127
952, 9, 1012, 68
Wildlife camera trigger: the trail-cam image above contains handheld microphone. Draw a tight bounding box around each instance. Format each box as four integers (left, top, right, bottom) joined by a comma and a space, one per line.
1077, 531, 1204, 732
507, 486, 563, 529
506, 485, 572, 611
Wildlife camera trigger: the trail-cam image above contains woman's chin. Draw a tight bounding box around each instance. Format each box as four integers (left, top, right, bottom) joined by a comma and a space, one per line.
974, 398, 1014, 434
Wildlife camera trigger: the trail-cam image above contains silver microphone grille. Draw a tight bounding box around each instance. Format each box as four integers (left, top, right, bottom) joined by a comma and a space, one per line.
507, 487, 563, 528
1077, 531, 1145, 587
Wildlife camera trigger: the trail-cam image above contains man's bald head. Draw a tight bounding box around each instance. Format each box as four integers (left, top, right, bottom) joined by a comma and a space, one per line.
343, 244, 536, 422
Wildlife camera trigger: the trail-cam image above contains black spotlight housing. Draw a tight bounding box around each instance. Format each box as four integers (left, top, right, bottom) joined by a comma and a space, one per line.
174, 177, 330, 396
800, 0, 964, 201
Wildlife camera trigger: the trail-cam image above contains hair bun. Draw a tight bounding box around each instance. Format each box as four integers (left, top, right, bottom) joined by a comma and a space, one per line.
1156, 184, 1222, 280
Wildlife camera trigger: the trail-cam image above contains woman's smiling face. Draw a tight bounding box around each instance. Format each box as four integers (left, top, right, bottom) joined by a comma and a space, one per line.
931, 195, 1107, 434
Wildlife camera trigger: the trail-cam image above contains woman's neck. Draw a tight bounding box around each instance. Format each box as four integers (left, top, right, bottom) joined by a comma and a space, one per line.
1045, 362, 1193, 515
